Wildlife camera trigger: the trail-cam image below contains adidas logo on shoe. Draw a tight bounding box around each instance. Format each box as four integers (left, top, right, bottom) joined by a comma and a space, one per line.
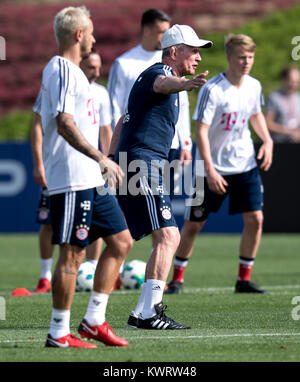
137, 302, 190, 330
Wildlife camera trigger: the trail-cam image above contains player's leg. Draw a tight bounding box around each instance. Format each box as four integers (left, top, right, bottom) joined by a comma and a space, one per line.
35, 189, 54, 293
230, 168, 266, 293
86, 237, 102, 266
46, 189, 97, 348
164, 219, 206, 294
51, 243, 86, 310
165, 176, 222, 294
137, 226, 190, 329
35, 224, 54, 293
235, 210, 265, 293
86, 237, 122, 291
78, 188, 132, 346
46, 242, 98, 348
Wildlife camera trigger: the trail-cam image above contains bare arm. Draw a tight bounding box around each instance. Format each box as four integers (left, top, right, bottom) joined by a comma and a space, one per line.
108, 115, 125, 157
153, 71, 209, 94
265, 111, 300, 142
99, 124, 113, 156
30, 112, 47, 187
57, 112, 103, 162
56, 112, 123, 187
250, 112, 273, 171
195, 121, 228, 195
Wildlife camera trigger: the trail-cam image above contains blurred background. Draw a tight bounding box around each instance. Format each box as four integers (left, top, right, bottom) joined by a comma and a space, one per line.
0, 0, 299, 233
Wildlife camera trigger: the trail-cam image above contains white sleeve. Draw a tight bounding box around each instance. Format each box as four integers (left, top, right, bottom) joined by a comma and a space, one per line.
107, 60, 128, 129
33, 87, 42, 114
48, 64, 76, 118
173, 90, 192, 151
192, 83, 217, 125
99, 87, 112, 127
251, 81, 263, 115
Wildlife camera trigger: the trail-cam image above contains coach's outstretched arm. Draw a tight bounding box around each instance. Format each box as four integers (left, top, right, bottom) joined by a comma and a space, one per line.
153, 70, 208, 94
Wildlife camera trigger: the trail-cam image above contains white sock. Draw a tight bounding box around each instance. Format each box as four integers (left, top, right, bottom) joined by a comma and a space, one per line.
84, 291, 109, 326
132, 283, 147, 317
140, 279, 165, 319
49, 309, 70, 339
87, 259, 98, 267
40, 258, 52, 280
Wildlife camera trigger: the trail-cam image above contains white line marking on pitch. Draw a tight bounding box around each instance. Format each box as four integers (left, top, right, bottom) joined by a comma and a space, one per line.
1, 332, 300, 344
1, 284, 299, 297
112, 284, 300, 295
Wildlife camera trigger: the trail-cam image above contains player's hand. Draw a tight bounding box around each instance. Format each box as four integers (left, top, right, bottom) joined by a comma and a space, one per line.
206, 168, 228, 195
33, 165, 47, 187
257, 139, 273, 171
99, 157, 124, 189
185, 71, 209, 91
179, 149, 192, 166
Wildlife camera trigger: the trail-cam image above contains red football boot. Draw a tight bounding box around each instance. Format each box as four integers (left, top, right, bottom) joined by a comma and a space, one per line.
45, 333, 97, 348
34, 278, 51, 293
78, 319, 128, 346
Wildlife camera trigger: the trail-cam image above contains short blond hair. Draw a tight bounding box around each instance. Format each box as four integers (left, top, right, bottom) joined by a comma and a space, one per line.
54, 6, 90, 47
224, 34, 256, 56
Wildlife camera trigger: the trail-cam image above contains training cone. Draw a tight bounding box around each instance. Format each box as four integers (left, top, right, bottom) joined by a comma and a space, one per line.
10, 288, 32, 296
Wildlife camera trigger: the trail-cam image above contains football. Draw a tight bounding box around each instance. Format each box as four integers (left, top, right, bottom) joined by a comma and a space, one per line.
120, 259, 146, 289
76, 261, 96, 292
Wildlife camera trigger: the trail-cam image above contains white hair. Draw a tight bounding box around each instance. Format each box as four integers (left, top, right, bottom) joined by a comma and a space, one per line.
54, 6, 90, 46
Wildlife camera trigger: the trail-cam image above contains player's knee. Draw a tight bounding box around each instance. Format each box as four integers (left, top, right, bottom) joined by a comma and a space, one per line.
110, 231, 133, 258
186, 220, 204, 236
245, 211, 264, 231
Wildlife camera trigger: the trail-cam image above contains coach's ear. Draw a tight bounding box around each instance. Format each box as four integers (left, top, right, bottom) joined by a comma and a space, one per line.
169, 46, 177, 60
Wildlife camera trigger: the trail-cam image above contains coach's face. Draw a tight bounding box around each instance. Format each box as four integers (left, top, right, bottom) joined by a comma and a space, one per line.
80, 18, 96, 58
227, 46, 255, 76
175, 45, 201, 76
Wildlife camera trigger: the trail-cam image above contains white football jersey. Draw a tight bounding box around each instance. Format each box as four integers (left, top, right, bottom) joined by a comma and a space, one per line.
107, 44, 192, 151
193, 72, 263, 175
90, 82, 112, 127
39, 56, 104, 195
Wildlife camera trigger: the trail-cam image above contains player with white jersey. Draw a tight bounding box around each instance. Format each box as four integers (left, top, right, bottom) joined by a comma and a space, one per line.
107, 9, 193, 170
39, 6, 132, 349
165, 34, 273, 295
31, 50, 115, 294
41, 56, 103, 194
192, 72, 262, 175
91, 81, 111, 135
80, 50, 113, 155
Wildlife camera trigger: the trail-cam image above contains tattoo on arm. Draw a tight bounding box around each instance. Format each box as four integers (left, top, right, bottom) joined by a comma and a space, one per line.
56, 113, 102, 162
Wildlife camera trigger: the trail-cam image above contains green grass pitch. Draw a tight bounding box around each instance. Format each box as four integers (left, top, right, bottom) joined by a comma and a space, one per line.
0, 233, 300, 363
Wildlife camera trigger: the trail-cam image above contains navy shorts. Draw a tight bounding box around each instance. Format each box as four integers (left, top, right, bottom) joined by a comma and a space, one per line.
50, 186, 128, 247
185, 167, 263, 222
117, 174, 177, 241
36, 188, 51, 224
167, 148, 180, 200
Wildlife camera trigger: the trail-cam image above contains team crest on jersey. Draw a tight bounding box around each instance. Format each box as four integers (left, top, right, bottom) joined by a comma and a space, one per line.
161, 206, 172, 220
38, 209, 49, 221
